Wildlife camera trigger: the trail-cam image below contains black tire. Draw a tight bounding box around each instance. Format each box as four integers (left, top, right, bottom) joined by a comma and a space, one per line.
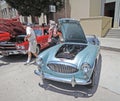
86, 60, 97, 89
36, 45, 40, 55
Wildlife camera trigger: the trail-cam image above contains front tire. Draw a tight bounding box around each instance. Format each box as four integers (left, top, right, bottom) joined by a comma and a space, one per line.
36, 45, 40, 55
86, 60, 97, 88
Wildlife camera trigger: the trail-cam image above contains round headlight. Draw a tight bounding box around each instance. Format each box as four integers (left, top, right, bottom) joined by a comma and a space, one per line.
81, 63, 91, 73
21, 46, 25, 49
36, 57, 43, 66
16, 45, 20, 49
16, 45, 25, 49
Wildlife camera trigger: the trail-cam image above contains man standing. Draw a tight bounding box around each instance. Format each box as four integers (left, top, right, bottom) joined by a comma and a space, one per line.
48, 20, 59, 46
24, 23, 38, 64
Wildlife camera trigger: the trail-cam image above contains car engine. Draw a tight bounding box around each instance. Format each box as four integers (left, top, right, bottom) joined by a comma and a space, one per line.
55, 44, 87, 59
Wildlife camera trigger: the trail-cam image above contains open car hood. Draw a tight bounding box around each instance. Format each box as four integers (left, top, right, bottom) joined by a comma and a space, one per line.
58, 18, 87, 43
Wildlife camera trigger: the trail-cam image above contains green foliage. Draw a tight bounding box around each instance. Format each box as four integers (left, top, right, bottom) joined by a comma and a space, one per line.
5, 0, 64, 16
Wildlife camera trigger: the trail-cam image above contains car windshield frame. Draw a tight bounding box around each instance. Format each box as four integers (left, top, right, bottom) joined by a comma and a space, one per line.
59, 19, 87, 43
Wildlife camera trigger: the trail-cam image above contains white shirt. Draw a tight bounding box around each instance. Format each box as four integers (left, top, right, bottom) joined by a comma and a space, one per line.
26, 26, 36, 42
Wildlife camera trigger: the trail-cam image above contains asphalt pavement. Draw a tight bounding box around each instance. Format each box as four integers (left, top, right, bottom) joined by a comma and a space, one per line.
99, 37, 120, 51
99, 36, 120, 95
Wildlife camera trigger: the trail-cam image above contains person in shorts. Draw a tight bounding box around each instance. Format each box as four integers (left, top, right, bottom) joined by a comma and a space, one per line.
24, 23, 38, 64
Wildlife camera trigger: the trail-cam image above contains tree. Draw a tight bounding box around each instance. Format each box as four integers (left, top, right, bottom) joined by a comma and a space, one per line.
5, 0, 64, 16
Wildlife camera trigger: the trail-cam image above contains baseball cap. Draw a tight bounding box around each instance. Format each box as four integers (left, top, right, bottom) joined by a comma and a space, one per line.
27, 23, 32, 26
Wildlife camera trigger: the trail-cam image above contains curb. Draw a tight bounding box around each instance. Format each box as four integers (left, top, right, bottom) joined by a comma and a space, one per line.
100, 46, 120, 52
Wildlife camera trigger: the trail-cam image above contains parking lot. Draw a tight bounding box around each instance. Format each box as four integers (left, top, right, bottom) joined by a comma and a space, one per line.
0, 49, 120, 101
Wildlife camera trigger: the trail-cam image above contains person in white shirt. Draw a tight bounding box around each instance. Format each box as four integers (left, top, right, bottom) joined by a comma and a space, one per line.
24, 23, 38, 64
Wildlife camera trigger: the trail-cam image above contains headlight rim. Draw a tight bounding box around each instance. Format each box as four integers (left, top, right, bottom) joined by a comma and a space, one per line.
81, 62, 91, 73
36, 57, 43, 66
16, 45, 25, 49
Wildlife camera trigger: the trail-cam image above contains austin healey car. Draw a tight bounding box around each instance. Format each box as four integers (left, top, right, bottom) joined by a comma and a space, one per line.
35, 18, 100, 87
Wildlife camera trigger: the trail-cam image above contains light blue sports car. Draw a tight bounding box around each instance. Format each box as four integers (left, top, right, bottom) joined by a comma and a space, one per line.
35, 18, 100, 87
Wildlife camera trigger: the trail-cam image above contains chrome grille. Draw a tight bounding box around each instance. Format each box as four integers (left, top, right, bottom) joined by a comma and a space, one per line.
47, 62, 78, 73
0, 42, 16, 50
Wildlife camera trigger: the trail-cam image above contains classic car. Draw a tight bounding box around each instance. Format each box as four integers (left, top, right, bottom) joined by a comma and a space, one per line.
0, 26, 50, 56
0, 31, 10, 42
34, 18, 100, 87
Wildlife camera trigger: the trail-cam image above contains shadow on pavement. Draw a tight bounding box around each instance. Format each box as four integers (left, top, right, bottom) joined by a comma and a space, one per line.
0, 62, 10, 67
0, 55, 27, 67
38, 54, 102, 98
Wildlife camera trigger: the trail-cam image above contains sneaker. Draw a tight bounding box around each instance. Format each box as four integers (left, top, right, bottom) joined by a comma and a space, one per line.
24, 61, 30, 65
28, 60, 36, 65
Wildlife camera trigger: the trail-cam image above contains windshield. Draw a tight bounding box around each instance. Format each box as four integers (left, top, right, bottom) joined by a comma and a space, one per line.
60, 19, 87, 43
34, 30, 42, 36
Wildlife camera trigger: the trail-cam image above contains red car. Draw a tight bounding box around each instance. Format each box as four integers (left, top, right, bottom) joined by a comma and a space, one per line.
0, 26, 50, 56
0, 31, 10, 42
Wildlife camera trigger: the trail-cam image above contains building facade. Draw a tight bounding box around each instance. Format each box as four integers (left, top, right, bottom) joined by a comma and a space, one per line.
105, 0, 120, 27
0, 0, 120, 27
0, 0, 18, 18
0, 0, 45, 25
53, 0, 104, 23
55, 0, 120, 28
69, 0, 102, 19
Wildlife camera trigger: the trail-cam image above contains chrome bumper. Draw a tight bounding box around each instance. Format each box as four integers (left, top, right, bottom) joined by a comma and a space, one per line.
34, 70, 91, 87
0, 50, 27, 56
